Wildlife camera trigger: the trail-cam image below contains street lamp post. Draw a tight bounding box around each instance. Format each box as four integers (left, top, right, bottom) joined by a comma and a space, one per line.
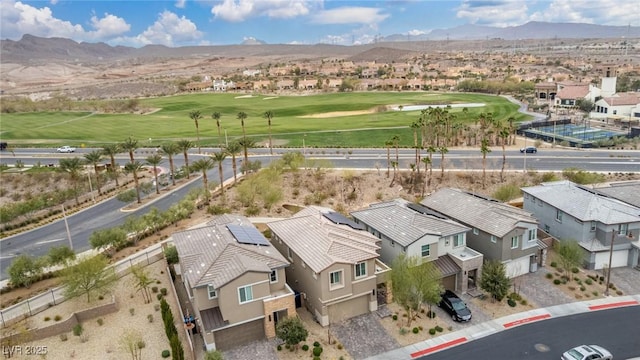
61, 204, 73, 250
604, 231, 615, 296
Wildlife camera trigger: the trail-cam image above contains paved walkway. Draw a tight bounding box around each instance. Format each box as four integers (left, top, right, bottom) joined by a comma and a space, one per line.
331, 312, 399, 360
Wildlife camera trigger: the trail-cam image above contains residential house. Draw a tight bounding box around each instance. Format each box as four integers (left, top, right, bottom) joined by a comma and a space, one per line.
351, 199, 483, 292
268, 206, 389, 327
421, 188, 540, 278
172, 215, 295, 351
521, 181, 640, 270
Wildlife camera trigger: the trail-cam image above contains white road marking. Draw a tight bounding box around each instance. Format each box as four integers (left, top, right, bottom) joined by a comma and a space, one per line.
35, 238, 65, 245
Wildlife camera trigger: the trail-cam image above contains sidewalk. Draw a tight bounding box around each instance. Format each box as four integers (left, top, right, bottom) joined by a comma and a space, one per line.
366, 294, 640, 360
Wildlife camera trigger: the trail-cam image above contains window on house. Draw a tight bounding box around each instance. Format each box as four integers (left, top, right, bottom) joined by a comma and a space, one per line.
207, 285, 217, 299
490, 235, 497, 243
556, 210, 563, 223
421, 244, 431, 257
473, 228, 479, 235
544, 224, 550, 233
329, 270, 343, 289
590, 221, 597, 232
453, 234, 463, 247
354, 262, 366, 278
270, 270, 278, 283
528, 229, 536, 241
238, 285, 253, 303
618, 223, 628, 235
511, 236, 519, 249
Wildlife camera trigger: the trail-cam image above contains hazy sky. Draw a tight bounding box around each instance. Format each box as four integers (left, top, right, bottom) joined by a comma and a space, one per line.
1, 0, 639, 47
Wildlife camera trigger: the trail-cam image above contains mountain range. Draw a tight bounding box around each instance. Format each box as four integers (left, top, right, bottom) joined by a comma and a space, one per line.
1, 21, 638, 64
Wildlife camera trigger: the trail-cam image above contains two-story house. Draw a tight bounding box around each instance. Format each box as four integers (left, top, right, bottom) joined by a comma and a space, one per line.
351, 199, 483, 292
522, 180, 640, 270
421, 188, 540, 278
172, 215, 296, 351
267, 206, 389, 327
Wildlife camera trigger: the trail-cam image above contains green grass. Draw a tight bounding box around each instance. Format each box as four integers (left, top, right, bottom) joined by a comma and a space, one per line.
1, 92, 526, 148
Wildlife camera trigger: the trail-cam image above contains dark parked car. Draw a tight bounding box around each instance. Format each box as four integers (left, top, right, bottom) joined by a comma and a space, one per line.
520, 146, 537, 153
439, 290, 472, 322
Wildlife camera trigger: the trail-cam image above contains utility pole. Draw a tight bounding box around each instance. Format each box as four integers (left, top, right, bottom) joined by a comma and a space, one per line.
604, 231, 615, 296
62, 204, 73, 250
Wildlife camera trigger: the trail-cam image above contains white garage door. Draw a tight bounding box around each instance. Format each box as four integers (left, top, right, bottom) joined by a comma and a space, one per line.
504, 256, 531, 278
594, 250, 628, 270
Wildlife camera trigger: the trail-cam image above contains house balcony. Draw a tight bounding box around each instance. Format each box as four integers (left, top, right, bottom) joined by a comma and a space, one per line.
374, 259, 391, 285
448, 247, 483, 262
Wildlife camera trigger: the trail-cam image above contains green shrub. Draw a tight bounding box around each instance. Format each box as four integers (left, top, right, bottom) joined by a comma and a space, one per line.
277, 345, 282, 351
302, 344, 309, 351
553, 279, 561, 285
97, 318, 104, 326
392, 314, 398, 321
412, 327, 419, 334
585, 278, 593, 285
507, 298, 517, 307
550, 261, 557, 267
509, 292, 522, 301
616, 290, 623, 295
435, 326, 443, 332
429, 328, 437, 335
580, 287, 586, 291
313, 341, 320, 347
60, 334, 68, 342
313, 346, 323, 357
571, 267, 579, 273
44, 316, 51, 321
161, 350, 170, 358
337, 343, 343, 350
152, 286, 159, 293
54, 315, 62, 321
520, 300, 528, 306
160, 288, 167, 296
592, 291, 599, 296
545, 273, 553, 279
73, 324, 83, 337
157, 293, 163, 300
399, 327, 408, 335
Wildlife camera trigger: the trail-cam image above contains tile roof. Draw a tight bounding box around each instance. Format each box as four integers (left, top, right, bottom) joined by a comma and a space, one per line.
420, 188, 538, 237
268, 206, 381, 273
433, 255, 461, 277
350, 199, 470, 247
556, 84, 589, 100
522, 181, 640, 224
172, 214, 289, 289
592, 181, 640, 208
603, 92, 640, 106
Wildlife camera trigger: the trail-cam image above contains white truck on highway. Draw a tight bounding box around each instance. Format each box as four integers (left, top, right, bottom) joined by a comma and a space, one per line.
56, 145, 76, 153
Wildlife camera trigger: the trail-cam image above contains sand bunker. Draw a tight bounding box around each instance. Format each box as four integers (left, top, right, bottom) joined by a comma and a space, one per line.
234, 94, 254, 99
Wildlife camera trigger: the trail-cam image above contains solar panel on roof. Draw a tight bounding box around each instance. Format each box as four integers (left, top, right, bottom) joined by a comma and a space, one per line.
226, 224, 270, 246
323, 211, 365, 230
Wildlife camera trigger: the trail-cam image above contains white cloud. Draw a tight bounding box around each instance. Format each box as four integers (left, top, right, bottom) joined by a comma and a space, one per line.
175, 0, 186, 9
131, 10, 203, 46
456, 0, 530, 27
0, 0, 129, 42
310, 6, 389, 25
408, 29, 426, 36
529, 0, 640, 26
212, 0, 315, 22
89, 13, 130, 39
49, 0, 58, 4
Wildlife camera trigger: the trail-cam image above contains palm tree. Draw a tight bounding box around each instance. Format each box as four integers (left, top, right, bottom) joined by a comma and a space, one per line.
121, 137, 139, 162
189, 110, 203, 153
384, 139, 393, 178
101, 143, 121, 186
438, 145, 448, 182
263, 110, 274, 155
421, 157, 431, 196
160, 142, 179, 186
237, 111, 248, 163
124, 160, 145, 204
176, 139, 194, 179
237, 137, 256, 172
498, 125, 511, 182
145, 153, 163, 194
191, 158, 214, 202
59, 157, 83, 206
210, 151, 227, 197
224, 141, 242, 183
391, 135, 400, 166
480, 138, 491, 189
83, 150, 104, 195
211, 111, 222, 148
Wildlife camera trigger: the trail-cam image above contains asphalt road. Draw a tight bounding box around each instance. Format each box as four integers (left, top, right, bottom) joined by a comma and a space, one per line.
1, 147, 639, 279
420, 306, 640, 360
